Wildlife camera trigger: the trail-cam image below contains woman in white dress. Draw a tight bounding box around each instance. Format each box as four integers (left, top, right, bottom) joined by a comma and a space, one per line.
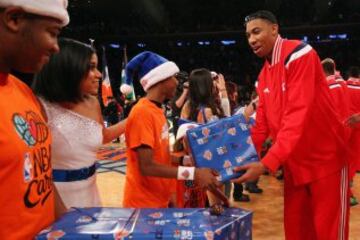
32, 38, 126, 208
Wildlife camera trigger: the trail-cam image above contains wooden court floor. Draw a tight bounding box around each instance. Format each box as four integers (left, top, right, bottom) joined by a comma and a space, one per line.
97, 169, 360, 240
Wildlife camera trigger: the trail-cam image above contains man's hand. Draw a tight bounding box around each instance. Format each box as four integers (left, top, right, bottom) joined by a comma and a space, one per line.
231, 162, 266, 184
194, 168, 221, 193
345, 113, 360, 128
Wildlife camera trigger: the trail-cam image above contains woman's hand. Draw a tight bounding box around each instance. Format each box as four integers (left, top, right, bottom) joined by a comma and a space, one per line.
215, 74, 226, 91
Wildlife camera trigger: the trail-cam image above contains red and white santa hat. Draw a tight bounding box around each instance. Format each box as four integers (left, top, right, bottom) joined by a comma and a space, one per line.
0, 0, 69, 26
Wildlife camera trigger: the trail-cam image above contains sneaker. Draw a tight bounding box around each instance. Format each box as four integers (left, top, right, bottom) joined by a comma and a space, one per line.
276, 172, 284, 180
350, 196, 359, 207
233, 194, 250, 202
246, 185, 263, 194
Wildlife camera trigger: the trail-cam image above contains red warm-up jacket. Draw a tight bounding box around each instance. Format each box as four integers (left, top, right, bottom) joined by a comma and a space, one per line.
347, 77, 360, 176
251, 36, 347, 185
326, 75, 350, 122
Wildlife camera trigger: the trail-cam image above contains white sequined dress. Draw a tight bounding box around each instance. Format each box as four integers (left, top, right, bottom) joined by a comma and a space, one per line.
41, 99, 103, 208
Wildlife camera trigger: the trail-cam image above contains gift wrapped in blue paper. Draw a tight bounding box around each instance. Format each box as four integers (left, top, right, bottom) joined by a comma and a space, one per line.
186, 114, 259, 182
131, 208, 252, 240
36, 207, 252, 240
36, 208, 138, 240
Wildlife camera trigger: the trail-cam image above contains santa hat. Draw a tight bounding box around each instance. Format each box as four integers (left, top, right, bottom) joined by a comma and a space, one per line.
120, 51, 179, 94
176, 123, 199, 140
0, 0, 69, 26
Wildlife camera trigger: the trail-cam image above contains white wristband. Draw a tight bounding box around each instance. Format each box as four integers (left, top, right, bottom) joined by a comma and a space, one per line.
177, 166, 195, 180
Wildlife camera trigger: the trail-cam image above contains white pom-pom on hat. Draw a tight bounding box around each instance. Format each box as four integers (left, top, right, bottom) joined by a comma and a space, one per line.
120, 84, 133, 95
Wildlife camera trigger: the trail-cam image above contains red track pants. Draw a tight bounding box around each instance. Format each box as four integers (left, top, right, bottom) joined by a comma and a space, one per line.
284, 167, 350, 240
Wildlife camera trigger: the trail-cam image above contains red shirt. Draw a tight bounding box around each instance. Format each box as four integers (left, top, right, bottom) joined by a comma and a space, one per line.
252, 36, 347, 185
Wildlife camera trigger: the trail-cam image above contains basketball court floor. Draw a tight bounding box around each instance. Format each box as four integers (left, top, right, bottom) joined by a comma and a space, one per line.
96, 143, 360, 239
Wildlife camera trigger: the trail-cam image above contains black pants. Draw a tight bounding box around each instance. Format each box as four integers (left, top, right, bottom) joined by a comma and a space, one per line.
233, 182, 245, 198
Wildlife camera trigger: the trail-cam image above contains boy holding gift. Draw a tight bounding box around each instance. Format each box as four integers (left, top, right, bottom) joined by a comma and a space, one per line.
121, 51, 220, 208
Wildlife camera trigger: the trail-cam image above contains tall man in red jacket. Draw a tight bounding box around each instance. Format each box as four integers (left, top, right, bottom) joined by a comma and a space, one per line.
234, 10, 349, 240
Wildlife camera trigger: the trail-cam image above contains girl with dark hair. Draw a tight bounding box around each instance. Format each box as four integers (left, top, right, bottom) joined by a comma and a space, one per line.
180, 68, 229, 206
181, 68, 226, 122
33, 38, 126, 208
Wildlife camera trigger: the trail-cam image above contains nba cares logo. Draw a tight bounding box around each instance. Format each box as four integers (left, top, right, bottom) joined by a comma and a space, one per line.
12, 111, 49, 147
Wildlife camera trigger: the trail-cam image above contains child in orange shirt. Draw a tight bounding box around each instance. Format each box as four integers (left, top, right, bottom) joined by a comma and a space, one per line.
121, 51, 220, 208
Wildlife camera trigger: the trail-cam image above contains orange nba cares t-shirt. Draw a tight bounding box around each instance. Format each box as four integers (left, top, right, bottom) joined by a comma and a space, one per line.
0, 74, 54, 239
123, 98, 175, 208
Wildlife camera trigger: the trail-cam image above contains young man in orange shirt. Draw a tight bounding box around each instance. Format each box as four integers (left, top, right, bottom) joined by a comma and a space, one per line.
121, 51, 220, 208
0, 1, 69, 239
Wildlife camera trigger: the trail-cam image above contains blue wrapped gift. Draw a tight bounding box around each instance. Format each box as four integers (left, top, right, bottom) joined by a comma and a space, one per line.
186, 114, 258, 182
130, 208, 252, 239
36, 208, 138, 239
36, 208, 252, 240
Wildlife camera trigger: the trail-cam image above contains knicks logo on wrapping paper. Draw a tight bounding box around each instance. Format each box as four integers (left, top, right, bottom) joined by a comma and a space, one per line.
203, 150, 213, 160
114, 230, 130, 239
227, 127, 236, 136
223, 160, 232, 168
12, 111, 49, 147
202, 127, 210, 137
224, 160, 233, 176
149, 212, 163, 219
46, 230, 65, 240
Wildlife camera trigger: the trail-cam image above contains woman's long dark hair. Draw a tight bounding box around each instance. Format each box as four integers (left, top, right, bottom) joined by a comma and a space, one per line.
188, 68, 224, 121
226, 81, 239, 114
33, 38, 95, 103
